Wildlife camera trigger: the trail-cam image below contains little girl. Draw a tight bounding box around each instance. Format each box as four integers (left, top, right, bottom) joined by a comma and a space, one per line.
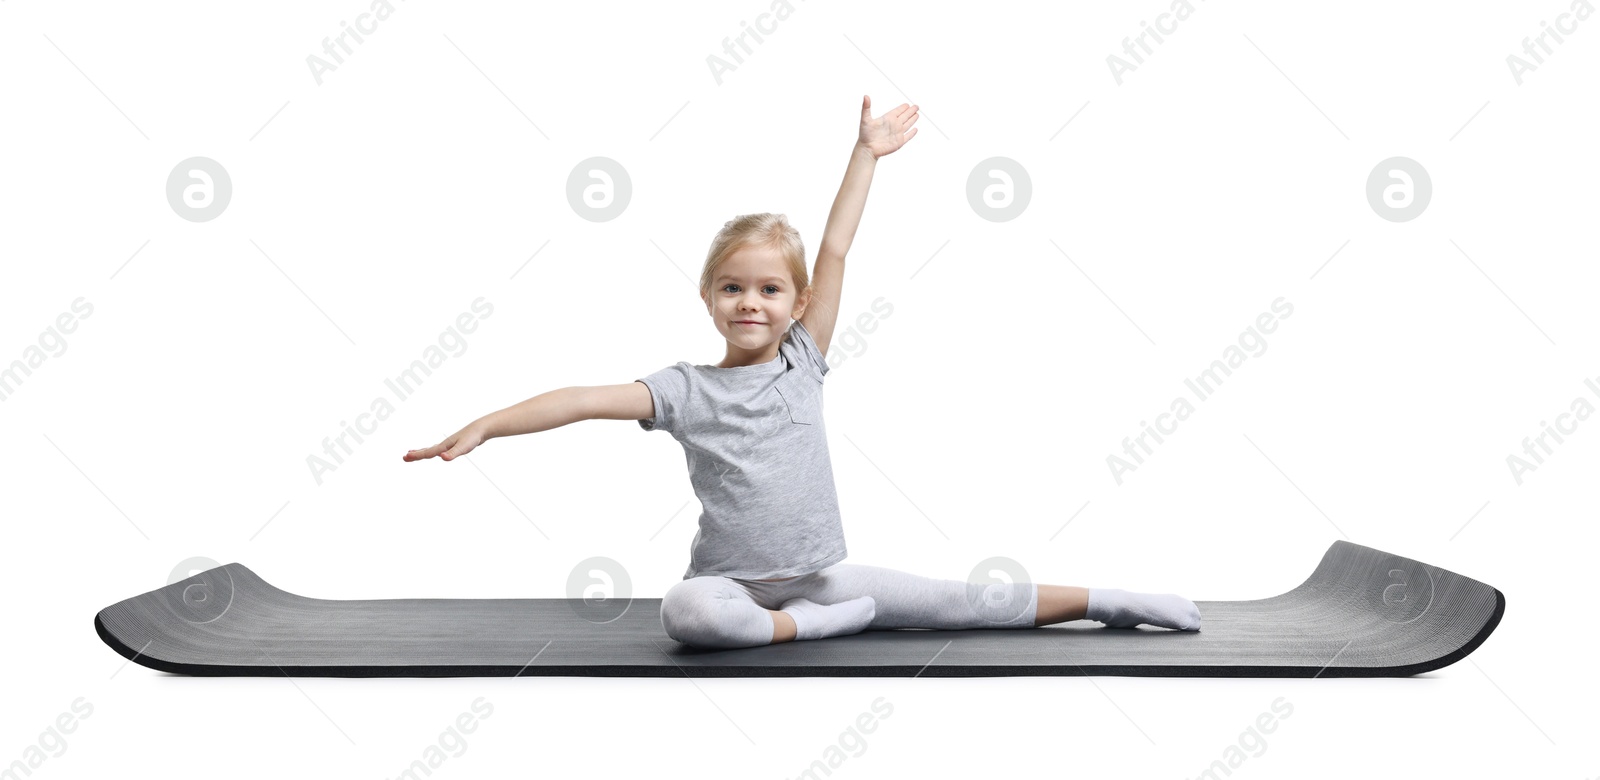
405, 96, 1201, 649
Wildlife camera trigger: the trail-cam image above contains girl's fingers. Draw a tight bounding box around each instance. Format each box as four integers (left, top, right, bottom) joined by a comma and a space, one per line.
405, 441, 448, 460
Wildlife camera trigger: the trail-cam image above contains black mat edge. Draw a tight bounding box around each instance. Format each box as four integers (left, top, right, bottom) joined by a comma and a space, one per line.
93, 587, 1504, 678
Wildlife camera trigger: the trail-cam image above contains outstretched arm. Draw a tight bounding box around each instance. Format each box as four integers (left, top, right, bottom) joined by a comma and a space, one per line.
801, 95, 919, 357
403, 383, 652, 461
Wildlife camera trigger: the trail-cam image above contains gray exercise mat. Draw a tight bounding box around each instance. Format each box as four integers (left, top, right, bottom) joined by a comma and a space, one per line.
94, 540, 1503, 677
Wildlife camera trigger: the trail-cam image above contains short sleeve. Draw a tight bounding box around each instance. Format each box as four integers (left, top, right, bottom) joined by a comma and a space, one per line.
785, 320, 830, 380
636, 363, 692, 433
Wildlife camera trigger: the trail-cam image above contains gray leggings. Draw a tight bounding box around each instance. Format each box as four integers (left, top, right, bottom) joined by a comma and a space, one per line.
659, 562, 1040, 649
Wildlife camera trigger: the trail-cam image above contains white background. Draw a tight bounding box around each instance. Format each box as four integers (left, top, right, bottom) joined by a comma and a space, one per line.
2, 0, 1595, 777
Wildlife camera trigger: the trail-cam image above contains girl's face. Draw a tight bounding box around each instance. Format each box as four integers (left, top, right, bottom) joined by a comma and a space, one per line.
701, 244, 809, 349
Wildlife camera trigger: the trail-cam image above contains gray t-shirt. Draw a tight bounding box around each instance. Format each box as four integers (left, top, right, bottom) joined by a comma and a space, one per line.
636, 319, 848, 580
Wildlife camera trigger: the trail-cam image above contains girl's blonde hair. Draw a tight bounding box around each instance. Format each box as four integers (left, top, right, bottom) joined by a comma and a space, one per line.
699, 213, 810, 301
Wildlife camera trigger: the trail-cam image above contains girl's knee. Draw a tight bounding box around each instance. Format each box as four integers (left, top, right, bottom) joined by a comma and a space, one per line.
659, 579, 712, 643
660, 577, 768, 649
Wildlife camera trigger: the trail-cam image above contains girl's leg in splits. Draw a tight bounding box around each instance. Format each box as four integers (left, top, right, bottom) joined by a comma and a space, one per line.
792, 564, 1201, 634
660, 567, 1199, 648
761, 570, 1096, 642
798, 563, 1047, 631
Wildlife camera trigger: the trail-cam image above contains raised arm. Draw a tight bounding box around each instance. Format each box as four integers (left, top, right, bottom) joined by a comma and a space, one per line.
403, 382, 653, 461
801, 95, 919, 356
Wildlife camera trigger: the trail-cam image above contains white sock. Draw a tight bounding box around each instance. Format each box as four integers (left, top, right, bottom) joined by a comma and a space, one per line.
1086, 588, 1201, 631
780, 596, 876, 641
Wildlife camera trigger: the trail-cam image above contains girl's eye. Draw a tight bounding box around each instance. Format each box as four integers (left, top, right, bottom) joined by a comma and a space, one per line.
723, 284, 781, 295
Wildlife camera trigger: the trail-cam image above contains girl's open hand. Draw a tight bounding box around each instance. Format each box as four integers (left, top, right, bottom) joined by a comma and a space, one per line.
858, 95, 918, 159
404, 422, 487, 462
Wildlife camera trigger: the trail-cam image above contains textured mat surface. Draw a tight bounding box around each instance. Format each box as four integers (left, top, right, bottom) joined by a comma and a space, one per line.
95, 540, 1504, 677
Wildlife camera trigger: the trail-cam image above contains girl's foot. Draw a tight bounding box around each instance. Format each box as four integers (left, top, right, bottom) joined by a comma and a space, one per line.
1086, 588, 1201, 631
780, 596, 876, 641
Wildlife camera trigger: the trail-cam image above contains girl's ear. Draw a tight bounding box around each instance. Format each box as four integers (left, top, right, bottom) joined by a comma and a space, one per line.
792, 286, 811, 319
